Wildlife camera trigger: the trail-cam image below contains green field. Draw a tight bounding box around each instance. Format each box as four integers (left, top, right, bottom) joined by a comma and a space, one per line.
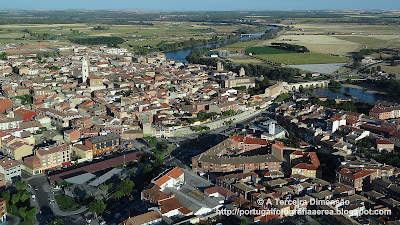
245, 46, 294, 55
254, 53, 351, 65
223, 40, 258, 49
273, 93, 293, 103
340, 75, 362, 79
54, 194, 81, 211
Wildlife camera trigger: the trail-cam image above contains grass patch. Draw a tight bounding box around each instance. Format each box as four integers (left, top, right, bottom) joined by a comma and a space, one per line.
255, 53, 351, 65
187, 29, 210, 33
14, 95, 33, 105
54, 194, 81, 212
223, 40, 258, 49
340, 75, 361, 79
245, 46, 294, 55
273, 93, 293, 103
19, 221, 36, 225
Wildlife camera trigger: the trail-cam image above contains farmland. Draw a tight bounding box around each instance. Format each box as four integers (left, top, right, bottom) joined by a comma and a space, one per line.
257, 34, 363, 56
226, 56, 265, 65
0, 22, 244, 49
254, 53, 352, 65
245, 46, 294, 55
334, 35, 400, 49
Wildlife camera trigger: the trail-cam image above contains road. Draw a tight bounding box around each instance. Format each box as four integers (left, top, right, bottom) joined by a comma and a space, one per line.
23, 173, 56, 224
23, 171, 88, 225
164, 108, 268, 169
4, 214, 20, 225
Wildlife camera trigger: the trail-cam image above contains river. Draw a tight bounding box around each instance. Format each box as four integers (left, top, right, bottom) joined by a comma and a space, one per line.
164, 25, 279, 63
312, 86, 400, 105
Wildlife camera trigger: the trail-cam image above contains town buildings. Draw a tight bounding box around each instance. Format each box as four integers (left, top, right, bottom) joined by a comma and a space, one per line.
192, 136, 283, 173
84, 133, 120, 155
23, 144, 71, 175
0, 157, 21, 183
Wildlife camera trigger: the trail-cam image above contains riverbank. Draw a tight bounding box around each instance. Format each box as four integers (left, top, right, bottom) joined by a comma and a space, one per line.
342, 83, 389, 95
164, 25, 279, 63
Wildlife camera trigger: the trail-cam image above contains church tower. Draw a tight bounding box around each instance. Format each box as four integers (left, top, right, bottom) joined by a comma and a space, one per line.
82, 56, 89, 83
239, 67, 245, 76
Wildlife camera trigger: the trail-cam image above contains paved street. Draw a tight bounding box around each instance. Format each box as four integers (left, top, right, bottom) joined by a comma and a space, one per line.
23, 171, 88, 225
4, 214, 20, 225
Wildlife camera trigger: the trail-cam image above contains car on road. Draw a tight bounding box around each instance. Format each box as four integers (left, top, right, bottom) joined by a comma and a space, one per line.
105, 210, 112, 215
34, 186, 38, 191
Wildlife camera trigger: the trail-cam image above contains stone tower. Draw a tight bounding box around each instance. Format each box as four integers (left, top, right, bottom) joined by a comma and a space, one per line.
217, 61, 223, 72
81, 56, 89, 83
239, 67, 245, 76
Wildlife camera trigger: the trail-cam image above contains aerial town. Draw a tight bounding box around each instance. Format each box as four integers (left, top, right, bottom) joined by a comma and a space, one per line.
0, 6, 399, 225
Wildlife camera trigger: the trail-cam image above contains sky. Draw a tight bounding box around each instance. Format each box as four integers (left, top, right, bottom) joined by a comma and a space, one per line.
1, 0, 399, 11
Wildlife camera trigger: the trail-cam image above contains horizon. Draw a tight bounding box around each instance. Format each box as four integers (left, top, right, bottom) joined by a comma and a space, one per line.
1, 0, 400, 11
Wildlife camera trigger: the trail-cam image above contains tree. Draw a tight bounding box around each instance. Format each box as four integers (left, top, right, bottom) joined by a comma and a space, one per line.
20, 191, 30, 202
240, 218, 249, 225
15, 181, 27, 191
154, 155, 164, 168
377, 65, 382, 72
143, 164, 153, 174
115, 179, 135, 199
19, 207, 27, 221
88, 200, 106, 218
26, 207, 36, 222
0, 52, 6, 60
50, 218, 64, 225
259, 78, 270, 89
1, 192, 10, 203
187, 118, 196, 124
148, 138, 157, 148
11, 193, 20, 205
159, 140, 168, 151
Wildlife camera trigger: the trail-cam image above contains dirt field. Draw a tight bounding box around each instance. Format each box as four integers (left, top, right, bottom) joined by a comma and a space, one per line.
255, 52, 351, 65
280, 23, 400, 35
257, 34, 363, 56
382, 64, 400, 74
334, 35, 400, 49
226, 56, 265, 65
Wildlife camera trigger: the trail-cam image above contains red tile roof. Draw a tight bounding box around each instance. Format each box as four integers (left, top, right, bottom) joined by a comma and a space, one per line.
337, 168, 375, 179
50, 151, 143, 182
159, 197, 191, 215
205, 186, 236, 198
155, 167, 184, 187
376, 139, 394, 145
292, 163, 318, 171
230, 135, 271, 146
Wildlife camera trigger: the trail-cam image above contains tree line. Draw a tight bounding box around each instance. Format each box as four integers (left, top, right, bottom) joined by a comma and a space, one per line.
68, 36, 124, 47
259, 28, 281, 40
375, 78, 400, 96
270, 42, 310, 53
